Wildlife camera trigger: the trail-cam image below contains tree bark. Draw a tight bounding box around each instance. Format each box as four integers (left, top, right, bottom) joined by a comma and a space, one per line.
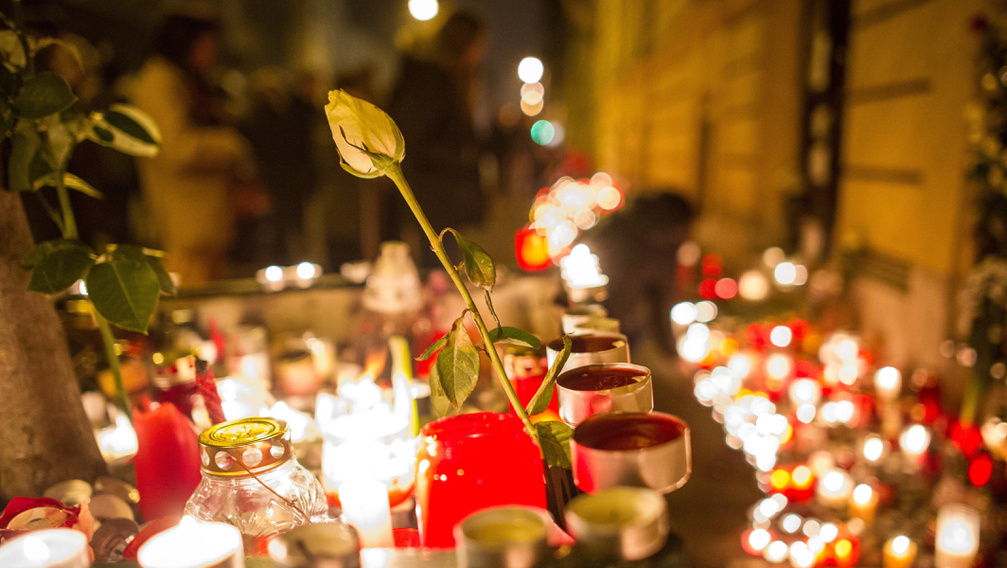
0, 190, 106, 502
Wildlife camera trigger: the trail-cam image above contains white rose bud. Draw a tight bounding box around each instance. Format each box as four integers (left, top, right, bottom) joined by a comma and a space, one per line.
325, 89, 405, 179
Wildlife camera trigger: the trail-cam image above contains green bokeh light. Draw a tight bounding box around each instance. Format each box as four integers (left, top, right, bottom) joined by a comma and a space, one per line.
530, 120, 555, 146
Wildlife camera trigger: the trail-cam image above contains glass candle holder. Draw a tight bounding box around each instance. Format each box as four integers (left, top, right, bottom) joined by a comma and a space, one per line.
185, 418, 328, 554
415, 412, 546, 549
571, 412, 690, 494
556, 363, 653, 426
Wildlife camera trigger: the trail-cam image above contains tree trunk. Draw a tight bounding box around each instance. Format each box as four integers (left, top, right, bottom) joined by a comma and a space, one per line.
0, 190, 106, 502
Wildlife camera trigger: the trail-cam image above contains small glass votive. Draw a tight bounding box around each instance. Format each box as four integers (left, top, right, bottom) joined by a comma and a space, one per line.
267, 523, 360, 568
556, 363, 653, 426
455, 506, 552, 568
546, 332, 629, 375
571, 412, 691, 494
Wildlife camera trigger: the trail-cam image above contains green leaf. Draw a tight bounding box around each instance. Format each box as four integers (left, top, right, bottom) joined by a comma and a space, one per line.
536, 421, 573, 469
428, 363, 459, 418
25, 239, 95, 294
33, 172, 103, 199
416, 334, 448, 361
90, 124, 113, 142
145, 254, 176, 295
13, 73, 76, 119
7, 123, 40, 191
85, 245, 160, 332
0, 31, 26, 69
104, 105, 160, 145
434, 315, 480, 407
86, 104, 160, 157
526, 335, 571, 415
35, 37, 85, 74
487, 326, 541, 349
449, 229, 496, 290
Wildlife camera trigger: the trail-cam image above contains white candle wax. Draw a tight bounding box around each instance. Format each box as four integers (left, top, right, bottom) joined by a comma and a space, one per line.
874, 366, 902, 401
138, 517, 244, 568
883, 535, 917, 568
0, 529, 89, 568
339, 478, 394, 548
935, 505, 980, 568
899, 424, 931, 463
814, 469, 853, 509
95, 415, 139, 462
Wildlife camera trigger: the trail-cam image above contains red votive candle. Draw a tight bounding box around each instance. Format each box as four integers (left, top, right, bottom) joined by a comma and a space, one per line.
133, 403, 202, 520
415, 412, 546, 548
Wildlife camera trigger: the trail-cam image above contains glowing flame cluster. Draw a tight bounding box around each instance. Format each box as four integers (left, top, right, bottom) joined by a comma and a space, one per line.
673, 271, 943, 568
528, 172, 623, 257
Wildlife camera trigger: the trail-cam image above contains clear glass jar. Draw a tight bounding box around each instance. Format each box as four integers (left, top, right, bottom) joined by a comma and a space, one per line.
185, 417, 329, 554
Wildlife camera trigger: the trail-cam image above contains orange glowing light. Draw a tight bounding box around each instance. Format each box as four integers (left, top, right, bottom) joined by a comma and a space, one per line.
363, 350, 388, 380
770, 469, 790, 491
834, 539, 852, 560
515, 225, 552, 271
720, 337, 739, 357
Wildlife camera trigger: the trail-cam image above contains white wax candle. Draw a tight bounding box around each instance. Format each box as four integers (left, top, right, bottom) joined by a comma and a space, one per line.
138, 517, 244, 568
874, 367, 902, 401
883, 535, 917, 568
935, 505, 980, 568
0, 529, 89, 568
899, 424, 931, 463
339, 478, 394, 548
814, 469, 853, 509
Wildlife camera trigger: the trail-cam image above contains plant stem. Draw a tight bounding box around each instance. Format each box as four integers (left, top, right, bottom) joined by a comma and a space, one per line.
96, 313, 131, 419
56, 180, 78, 239
53, 165, 129, 421
386, 166, 537, 440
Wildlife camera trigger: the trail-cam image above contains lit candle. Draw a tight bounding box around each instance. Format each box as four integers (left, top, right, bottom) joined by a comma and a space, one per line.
874, 366, 902, 401
788, 379, 821, 407
815, 469, 853, 509
0, 529, 89, 568
883, 535, 917, 568
935, 505, 980, 568
137, 517, 244, 568
861, 434, 888, 464
339, 478, 394, 548
899, 424, 931, 464
741, 528, 772, 556
95, 414, 139, 463
848, 483, 878, 524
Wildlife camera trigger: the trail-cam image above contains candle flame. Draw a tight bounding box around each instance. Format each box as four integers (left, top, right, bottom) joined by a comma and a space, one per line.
363, 350, 388, 381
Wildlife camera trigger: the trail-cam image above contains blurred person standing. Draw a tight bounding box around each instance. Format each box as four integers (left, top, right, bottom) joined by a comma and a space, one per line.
131, 12, 257, 285
386, 10, 487, 267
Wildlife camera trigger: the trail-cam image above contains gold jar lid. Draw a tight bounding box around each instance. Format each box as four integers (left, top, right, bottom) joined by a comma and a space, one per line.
198, 417, 292, 476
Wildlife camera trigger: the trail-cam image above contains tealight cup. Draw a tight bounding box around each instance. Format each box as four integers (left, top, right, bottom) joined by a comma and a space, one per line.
455, 506, 552, 568
547, 332, 630, 375
556, 363, 654, 426
268, 522, 360, 568
565, 487, 669, 561
571, 412, 691, 494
